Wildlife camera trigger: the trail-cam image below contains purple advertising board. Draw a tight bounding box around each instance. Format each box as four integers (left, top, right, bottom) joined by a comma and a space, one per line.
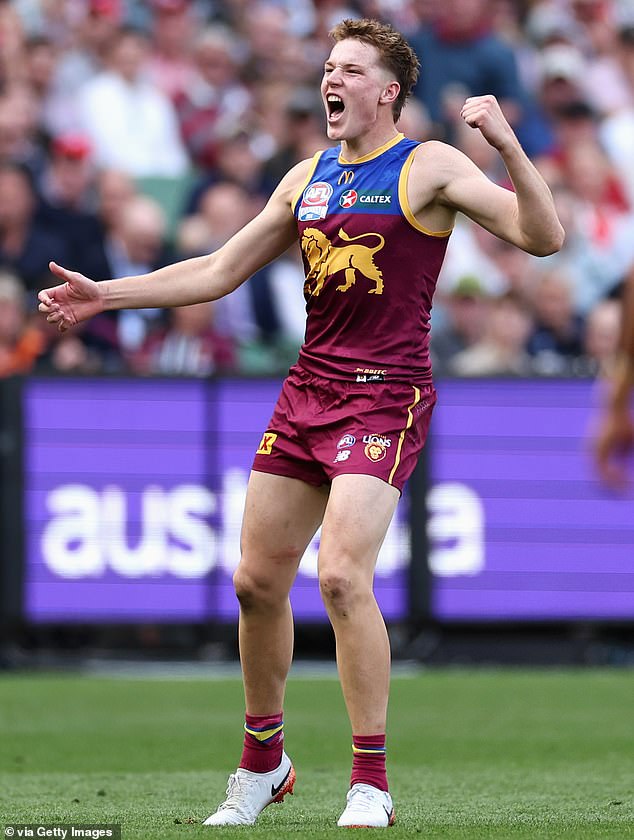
23, 378, 410, 623
23, 377, 634, 624
427, 380, 634, 621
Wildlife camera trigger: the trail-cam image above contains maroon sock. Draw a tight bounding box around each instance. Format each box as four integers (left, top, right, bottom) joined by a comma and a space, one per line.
351, 734, 388, 792
239, 712, 284, 773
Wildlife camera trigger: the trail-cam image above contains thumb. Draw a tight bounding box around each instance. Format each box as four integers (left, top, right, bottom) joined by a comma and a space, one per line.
49, 261, 82, 284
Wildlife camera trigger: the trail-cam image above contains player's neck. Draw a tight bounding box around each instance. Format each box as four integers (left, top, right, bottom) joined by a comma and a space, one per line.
339, 125, 401, 164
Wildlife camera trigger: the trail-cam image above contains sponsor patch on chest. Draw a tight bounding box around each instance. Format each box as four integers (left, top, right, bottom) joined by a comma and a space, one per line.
298, 181, 333, 222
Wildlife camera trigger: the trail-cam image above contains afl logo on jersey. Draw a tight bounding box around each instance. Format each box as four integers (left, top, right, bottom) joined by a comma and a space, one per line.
298, 181, 333, 222
340, 189, 358, 208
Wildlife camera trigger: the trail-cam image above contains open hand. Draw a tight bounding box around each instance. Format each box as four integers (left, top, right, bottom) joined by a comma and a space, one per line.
38, 262, 103, 332
461, 95, 516, 152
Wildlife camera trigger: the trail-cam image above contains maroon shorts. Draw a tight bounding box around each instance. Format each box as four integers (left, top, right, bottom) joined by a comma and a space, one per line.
252, 365, 436, 493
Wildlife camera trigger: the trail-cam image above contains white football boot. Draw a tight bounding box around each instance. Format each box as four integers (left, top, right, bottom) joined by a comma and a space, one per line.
202, 751, 295, 826
337, 783, 395, 828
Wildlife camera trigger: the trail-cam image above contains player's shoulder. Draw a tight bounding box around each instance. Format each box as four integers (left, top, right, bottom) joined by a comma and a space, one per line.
410, 139, 464, 166
272, 151, 332, 212
408, 139, 475, 185
274, 153, 325, 200
285, 153, 327, 185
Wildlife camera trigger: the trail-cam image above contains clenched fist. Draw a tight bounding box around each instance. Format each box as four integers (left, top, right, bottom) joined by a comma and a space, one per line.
461, 95, 517, 153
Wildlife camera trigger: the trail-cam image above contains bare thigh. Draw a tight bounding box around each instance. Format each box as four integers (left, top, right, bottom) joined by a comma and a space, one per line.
318, 474, 400, 586
237, 471, 329, 599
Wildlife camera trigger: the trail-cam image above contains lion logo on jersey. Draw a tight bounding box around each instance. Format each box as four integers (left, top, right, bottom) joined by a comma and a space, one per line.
301, 227, 385, 297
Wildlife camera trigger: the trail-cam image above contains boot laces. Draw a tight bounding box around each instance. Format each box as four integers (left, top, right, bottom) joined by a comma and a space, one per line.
347, 784, 381, 813
217, 773, 259, 816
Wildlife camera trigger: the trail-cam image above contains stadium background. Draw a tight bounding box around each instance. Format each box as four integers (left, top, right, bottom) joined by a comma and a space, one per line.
0, 2, 633, 836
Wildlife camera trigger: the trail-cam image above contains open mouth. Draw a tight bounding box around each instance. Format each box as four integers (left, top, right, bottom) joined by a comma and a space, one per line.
327, 94, 345, 121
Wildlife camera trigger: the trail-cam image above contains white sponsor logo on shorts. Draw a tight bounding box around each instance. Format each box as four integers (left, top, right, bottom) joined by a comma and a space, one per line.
337, 433, 356, 449
362, 434, 392, 448
334, 450, 351, 463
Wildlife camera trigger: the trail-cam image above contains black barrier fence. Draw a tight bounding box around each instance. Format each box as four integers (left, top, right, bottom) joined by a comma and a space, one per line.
1, 375, 633, 634
0, 377, 23, 626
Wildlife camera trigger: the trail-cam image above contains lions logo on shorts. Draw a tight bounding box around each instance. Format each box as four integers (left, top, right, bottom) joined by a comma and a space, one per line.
364, 441, 387, 462
363, 434, 391, 462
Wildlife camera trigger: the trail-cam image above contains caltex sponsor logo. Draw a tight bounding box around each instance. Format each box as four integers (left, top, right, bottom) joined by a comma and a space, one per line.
359, 192, 392, 204
340, 189, 358, 208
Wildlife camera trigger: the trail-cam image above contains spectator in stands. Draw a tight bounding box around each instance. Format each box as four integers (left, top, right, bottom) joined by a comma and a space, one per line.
0, 1, 25, 90
265, 244, 308, 351
261, 86, 330, 190
36, 133, 106, 279
536, 43, 590, 121
600, 21, 634, 205
579, 297, 622, 377
184, 127, 269, 214
396, 96, 431, 142
77, 26, 190, 176
178, 180, 261, 343
146, 0, 198, 100
450, 291, 535, 377
173, 25, 252, 171
45, 167, 142, 369
54, 0, 124, 104
36, 321, 123, 374
34, 167, 143, 375
563, 135, 630, 226
0, 269, 45, 377
13, 0, 78, 47
95, 168, 137, 236
409, 0, 525, 140
103, 194, 173, 351
0, 162, 69, 293
431, 274, 495, 376
0, 86, 47, 181
526, 268, 585, 375
129, 300, 236, 376
21, 36, 64, 137
177, 179, 287, 371
239, 3, 294, 84
482, 228, 542, 307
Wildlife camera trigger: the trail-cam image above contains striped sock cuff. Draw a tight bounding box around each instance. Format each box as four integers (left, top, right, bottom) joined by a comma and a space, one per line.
351, 733, 388, 792
352, 744, 386, 755
244, 720, 284, 743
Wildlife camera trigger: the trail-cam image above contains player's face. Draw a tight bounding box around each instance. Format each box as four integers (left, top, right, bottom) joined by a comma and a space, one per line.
321, 38, 394, 142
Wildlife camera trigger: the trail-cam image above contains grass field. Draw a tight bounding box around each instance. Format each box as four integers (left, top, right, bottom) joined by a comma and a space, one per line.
1, 668, 633, 839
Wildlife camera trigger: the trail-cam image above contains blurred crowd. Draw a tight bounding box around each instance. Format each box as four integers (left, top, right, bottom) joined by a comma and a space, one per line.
0, 0, 633, 379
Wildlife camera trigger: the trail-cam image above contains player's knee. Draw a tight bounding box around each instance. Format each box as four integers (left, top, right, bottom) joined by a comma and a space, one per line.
233, 566, 279, 611
319, 568, 357, 614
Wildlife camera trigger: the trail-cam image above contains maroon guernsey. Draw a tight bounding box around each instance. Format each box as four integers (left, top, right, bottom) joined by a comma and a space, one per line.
292, 133, 451, 384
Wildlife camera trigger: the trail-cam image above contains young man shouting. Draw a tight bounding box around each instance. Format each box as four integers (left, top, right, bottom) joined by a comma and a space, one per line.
39, 18, 563, 829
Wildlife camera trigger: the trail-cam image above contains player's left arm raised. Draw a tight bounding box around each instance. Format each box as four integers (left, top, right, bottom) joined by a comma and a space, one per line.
433, 95, 565, 256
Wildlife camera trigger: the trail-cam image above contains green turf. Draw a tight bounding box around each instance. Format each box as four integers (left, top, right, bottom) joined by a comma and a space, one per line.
1, 669, 633, 838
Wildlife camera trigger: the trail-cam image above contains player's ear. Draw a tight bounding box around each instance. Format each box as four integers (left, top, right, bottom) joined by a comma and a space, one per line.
380, 81, 400, 107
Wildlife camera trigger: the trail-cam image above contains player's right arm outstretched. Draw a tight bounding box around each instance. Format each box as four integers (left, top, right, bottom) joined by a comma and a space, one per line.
38, 161, 311, 332
595, 267, 634, 486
